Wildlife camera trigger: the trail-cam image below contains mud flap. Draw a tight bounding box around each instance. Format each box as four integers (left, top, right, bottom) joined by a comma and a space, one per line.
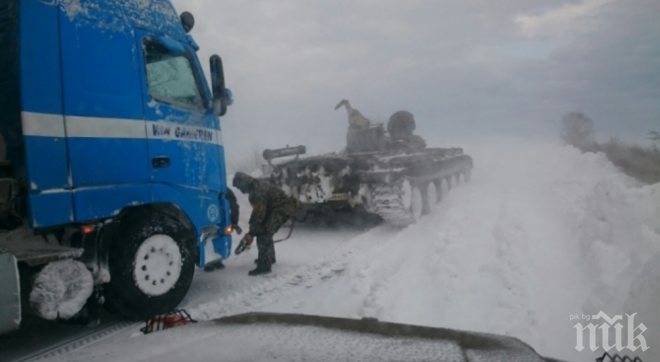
199, 234, 232, 269
0, 253, 20, 334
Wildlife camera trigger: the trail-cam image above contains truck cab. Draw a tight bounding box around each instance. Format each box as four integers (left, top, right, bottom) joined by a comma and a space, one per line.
0, 0, 234, 331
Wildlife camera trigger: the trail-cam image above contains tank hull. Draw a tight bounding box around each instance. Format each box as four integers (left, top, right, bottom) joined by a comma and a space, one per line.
263, 146, 473, 226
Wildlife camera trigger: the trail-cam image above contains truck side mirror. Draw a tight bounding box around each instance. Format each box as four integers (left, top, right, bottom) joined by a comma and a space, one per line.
180, 12, 195, 33
210, 55, 230, 117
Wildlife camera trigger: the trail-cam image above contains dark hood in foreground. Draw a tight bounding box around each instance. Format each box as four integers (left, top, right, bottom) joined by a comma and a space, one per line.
51, 312, 570, 362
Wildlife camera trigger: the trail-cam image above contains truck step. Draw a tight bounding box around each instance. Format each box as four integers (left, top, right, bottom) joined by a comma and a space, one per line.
0, 228, 83, 267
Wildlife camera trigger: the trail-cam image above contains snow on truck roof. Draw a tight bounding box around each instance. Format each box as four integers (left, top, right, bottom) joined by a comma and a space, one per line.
54, 0, 186, 40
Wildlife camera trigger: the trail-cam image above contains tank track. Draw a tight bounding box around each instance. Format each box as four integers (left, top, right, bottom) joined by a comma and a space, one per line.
370, 179, 417, 227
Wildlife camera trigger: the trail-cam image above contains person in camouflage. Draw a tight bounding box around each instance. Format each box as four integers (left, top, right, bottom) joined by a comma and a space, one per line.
232, 172, 299, 276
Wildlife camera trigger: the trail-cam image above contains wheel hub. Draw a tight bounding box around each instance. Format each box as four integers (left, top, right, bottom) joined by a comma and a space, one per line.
134, 235, 182, 297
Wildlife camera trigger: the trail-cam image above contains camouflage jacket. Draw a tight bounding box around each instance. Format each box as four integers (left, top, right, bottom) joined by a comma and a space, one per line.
247, 180, 299, 236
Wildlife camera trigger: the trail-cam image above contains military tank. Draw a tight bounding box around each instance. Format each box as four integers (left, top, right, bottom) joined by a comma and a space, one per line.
260, 111, 473, 227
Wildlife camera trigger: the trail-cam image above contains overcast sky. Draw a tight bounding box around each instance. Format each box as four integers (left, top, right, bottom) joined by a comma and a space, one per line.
172, 0, 660, 155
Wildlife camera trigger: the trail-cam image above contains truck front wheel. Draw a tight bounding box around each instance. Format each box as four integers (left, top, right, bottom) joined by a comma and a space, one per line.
104, 212, 196, 320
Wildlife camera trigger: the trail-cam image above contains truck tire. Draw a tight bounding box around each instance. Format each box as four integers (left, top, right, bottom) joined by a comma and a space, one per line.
104, 212, 196, 320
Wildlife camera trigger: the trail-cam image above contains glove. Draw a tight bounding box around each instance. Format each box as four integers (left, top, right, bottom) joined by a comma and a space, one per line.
244, 233, 254, 245
234, 234, 254, 255
233, 224, 243, 235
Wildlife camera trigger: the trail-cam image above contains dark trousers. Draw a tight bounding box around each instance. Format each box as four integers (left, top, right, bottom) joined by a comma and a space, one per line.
256, 234, 275, 268
255, 212, 291, 268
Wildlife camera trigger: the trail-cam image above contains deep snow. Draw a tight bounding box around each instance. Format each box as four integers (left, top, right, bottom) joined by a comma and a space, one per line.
46, 137, 660, 362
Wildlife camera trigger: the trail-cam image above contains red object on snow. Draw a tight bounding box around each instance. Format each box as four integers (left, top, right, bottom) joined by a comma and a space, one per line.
141, 309, 196, 334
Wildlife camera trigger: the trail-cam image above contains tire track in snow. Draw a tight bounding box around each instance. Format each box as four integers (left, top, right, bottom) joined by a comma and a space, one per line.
352, 230, 418, 319
188, 226, 397, 320
361, 171, 539, 346
486, 200, 538, 339
188, 179, 476, 322
367, 178, 503, 330
349, 179, 477, 325
182, 228, 365, 307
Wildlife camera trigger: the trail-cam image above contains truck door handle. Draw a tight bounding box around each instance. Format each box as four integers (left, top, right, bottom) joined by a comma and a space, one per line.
152, 157, 170, 169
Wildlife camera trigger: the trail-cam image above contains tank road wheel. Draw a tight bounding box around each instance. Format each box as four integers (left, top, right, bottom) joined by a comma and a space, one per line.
370, 178, 423, 226
402, 179, 424, 221
423, 181, 438, 215
433, 179, 443, 204
104, 212, 196, 320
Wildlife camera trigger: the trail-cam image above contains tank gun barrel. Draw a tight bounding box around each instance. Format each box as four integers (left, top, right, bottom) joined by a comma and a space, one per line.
263, 145, 307, 164
334, 99, 351, 112
335, 99, 370, 129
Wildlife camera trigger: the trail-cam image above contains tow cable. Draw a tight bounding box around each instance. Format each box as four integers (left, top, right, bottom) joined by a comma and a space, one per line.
274, 205, 311, 243
235, 206, 308, 255
273, 220, 296, 243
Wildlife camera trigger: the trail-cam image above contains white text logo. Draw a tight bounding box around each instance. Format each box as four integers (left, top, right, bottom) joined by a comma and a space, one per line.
571, 312, 649, 353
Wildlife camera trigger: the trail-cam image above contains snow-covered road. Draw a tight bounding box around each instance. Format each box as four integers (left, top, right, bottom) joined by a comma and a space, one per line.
32, 138, 659, 362
185, 138, 659, 362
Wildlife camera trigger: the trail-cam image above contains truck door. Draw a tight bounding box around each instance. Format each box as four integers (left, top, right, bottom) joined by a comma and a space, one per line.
136, 32, 223, 194
58, 12, 150, 222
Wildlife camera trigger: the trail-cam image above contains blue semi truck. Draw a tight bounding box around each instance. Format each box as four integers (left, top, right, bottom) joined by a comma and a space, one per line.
0, 0, 234, 332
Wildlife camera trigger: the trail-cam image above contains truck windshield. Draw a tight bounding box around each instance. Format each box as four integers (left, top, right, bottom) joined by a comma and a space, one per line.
143, 39, 205, 110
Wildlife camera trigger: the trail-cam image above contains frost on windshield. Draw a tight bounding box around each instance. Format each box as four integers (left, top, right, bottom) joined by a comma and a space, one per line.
144, 40, 204, 110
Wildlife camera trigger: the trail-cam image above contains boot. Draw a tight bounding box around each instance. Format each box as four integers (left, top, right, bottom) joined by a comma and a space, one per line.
248, 264, 271, 276
203, 259, 225, 272
254, 257, 276, 265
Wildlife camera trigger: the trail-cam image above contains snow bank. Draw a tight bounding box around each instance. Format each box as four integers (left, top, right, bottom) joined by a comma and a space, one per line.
30, 260, 94, 320
576, 176, 660, 359
464, 140, 660, 361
